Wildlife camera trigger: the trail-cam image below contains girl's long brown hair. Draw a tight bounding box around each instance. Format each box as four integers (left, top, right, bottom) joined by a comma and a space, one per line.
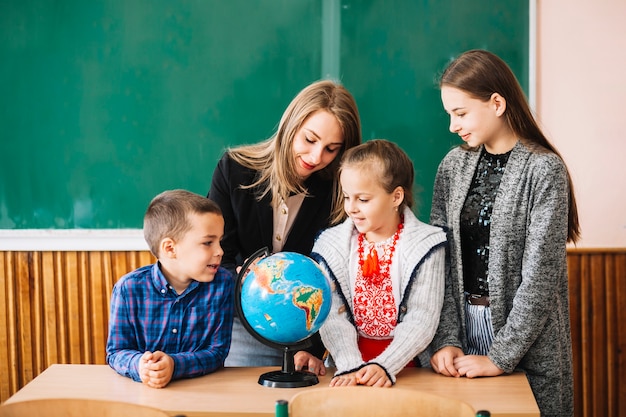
440, 50, 580, 243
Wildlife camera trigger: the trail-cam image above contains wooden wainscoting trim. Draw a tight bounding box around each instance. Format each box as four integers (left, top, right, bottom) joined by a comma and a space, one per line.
567, 249, 626, 417
0, 250, 154, 403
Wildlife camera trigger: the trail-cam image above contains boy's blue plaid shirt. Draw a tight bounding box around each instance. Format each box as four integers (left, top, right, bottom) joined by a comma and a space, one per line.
106, 262, 234, 382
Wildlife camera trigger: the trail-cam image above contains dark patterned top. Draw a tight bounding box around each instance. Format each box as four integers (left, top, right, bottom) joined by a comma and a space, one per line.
460, 148, 511, 295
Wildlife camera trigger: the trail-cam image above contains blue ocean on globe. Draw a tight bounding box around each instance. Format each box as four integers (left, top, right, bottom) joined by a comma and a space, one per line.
240, 252, 332, 345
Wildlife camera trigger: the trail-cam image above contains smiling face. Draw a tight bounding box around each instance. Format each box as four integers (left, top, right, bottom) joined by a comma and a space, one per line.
292, 109, 344, 179
340, 164, 403, 243
441, 86, 517, 154
159, 211, 225, 294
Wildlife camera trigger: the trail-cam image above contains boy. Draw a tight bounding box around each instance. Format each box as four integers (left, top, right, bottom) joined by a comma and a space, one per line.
106, 189, 234, 388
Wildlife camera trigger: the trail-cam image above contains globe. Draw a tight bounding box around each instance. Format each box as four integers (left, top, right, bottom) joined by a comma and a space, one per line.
235, 248, 332, 388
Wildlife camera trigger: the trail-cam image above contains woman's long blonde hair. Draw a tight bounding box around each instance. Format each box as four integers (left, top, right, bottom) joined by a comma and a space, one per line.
228, 80, 361, 225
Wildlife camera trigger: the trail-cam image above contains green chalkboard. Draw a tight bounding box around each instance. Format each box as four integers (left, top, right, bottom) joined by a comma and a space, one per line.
0, 0, 528, 229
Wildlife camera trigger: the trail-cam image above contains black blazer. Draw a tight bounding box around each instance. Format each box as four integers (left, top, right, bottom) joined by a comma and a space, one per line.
208, 152, 335, 273
208, 153, 334, 358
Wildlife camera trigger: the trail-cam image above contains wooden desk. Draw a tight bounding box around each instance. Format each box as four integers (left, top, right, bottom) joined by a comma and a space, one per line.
2, 365, 539, 417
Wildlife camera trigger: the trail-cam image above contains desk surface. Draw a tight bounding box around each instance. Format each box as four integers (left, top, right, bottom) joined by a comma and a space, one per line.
3, 365, 539, 417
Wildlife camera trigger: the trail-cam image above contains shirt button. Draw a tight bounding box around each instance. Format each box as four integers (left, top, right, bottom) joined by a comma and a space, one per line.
161, 289, 166, 294
281, 208, 287, 215
172, 328, 178, 334
276, 235, 282, 241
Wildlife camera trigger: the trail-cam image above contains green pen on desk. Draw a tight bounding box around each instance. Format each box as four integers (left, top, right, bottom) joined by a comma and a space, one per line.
275, 399, 288, 417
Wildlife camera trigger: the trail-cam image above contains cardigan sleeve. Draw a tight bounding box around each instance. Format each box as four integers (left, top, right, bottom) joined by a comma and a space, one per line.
429, 155, 464, 353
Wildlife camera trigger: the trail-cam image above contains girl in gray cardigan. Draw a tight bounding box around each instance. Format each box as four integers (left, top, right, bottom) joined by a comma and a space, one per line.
311, 140, 447, 386
429, 50, 581, 417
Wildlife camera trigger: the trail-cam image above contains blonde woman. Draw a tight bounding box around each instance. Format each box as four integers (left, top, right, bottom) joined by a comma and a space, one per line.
208, 80, 361, 367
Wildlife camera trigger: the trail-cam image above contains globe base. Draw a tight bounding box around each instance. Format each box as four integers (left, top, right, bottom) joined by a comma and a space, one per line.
258, 370, 319, 388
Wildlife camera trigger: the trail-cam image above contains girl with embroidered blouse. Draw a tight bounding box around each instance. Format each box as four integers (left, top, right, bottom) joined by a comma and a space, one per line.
428, 50, 580, 417
308, 139, 447, 387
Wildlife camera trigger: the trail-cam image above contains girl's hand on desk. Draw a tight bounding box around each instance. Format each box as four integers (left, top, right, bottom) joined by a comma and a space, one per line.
294, 351, 326, 375
430, 346, 464, 377
355, 364, 392, 387
454, 354, 504, 378
329, 372, 358, 387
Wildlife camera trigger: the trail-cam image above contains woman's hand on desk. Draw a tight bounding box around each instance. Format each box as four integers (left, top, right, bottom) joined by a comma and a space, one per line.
294, 351, 326, 375
139, 351, 175, 388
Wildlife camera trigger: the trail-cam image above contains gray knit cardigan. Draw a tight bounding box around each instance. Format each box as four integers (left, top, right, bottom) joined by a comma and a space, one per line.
429, 140, 574, 417
311, 207, 447, 383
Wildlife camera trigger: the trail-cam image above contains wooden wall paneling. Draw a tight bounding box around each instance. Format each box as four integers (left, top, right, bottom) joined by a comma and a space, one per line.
605, 254, 617, 417
15, 252, 33, 389
90, 251, 108, 364
40, 252, 55, 368
567, 250, 626, 417
52, 251, 68, 364
568, 253, 583, 417
592, 254, 607, 417
616, 253, 626, 417
581, 253, 594, 417
1, 249, 621, 411
30, 252, 43, 379
0, 252, 14, 401
77, 251, 90, 364
59, 252, 82, 363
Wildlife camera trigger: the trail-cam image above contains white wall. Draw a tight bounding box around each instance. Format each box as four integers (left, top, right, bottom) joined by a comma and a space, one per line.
537, 0, 626, 248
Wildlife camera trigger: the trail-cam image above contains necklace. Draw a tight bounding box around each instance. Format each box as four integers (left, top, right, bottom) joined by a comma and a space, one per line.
358, 214, 404, 283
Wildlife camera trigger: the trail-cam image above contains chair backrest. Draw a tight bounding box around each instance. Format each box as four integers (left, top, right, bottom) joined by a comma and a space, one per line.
0, 398, 175, 417
288, 386, 477, 417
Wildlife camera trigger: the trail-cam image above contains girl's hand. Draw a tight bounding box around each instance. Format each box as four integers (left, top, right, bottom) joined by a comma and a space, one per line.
430, 346, 464, 377
454, 355, 504, 378
329, 372, 358, 387
354, 364, 392, 387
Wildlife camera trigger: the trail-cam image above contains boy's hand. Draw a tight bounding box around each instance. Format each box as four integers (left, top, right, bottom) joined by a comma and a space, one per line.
139, 351, 155, 384
139, 350, 174, 388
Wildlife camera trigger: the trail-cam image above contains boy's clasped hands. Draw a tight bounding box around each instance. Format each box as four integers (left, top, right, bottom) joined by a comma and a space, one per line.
139, 351, 175, 389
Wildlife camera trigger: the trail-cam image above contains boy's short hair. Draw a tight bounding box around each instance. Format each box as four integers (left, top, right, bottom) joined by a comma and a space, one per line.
143, 189, 222, 257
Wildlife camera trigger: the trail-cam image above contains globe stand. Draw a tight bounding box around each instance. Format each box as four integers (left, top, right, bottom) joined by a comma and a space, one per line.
235, 247, 324, 389
257, 345, 319, 388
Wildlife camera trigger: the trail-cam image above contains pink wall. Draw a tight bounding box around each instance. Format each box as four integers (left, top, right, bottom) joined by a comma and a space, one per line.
537, 0, 626, 248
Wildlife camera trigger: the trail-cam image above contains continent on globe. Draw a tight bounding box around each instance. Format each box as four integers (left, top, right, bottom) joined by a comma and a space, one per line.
292, 286, 323, 331
249, 260, 288, 294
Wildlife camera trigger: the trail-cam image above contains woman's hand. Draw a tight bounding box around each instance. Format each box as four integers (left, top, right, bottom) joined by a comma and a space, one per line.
294, 351, 326, 375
